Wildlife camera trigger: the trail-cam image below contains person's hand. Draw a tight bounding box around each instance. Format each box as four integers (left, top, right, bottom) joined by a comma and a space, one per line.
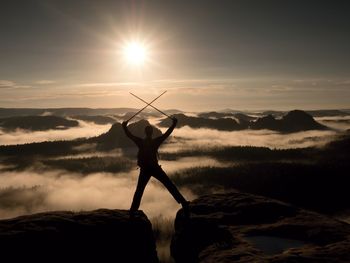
172, 117, 178, 124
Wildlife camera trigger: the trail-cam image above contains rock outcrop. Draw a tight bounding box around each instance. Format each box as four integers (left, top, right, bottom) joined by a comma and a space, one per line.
171, 192, 350, 262
159, 110, 328, 133
251, 110, 328, 132
94, 119, 162, 150
159, 113, 245, 131
0, 209, 158, 262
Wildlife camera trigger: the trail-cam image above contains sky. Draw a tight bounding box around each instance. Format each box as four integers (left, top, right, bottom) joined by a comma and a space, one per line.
0, 0, 349, 111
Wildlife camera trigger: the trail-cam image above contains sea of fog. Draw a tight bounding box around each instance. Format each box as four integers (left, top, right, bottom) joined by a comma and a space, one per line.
1, 116, 349, 148
0, 115, 349, 220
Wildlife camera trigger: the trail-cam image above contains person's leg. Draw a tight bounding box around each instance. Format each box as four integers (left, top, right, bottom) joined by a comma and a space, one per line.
130, 170, 151, 212
153, 166, 187, 205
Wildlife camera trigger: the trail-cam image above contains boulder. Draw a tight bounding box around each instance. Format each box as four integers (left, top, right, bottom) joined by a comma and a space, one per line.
0, 209, 158, 262
171, 192, 350, 262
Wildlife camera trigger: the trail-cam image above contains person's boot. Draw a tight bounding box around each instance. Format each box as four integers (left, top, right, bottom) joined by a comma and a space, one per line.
182, 201, 191, 218
129, 209, 137, 219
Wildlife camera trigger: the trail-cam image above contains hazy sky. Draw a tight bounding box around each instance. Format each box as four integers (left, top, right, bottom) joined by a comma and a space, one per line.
0, 0, 349, 110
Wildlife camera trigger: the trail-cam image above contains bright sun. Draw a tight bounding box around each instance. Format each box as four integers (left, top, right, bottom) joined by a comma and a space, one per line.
123, 41, 148, 66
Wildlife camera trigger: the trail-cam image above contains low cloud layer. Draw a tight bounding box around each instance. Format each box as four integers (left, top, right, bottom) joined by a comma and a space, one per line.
0, 168, 195, 220
0, 121, 111, 145
165, 126, 338, 150
0, 115, 345, 220
316, 116, 350, 131
1, 115, 346, 149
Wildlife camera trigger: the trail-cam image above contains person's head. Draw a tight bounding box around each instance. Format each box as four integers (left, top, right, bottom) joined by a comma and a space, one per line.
144, 125, 153, 138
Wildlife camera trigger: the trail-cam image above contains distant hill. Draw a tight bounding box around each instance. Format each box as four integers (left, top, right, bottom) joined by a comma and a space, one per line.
251, 114, 280, 130
0, 116, 79, 131
121, 111, 162, 121
198, 111, 233, 118
92, 119, 163, 150
0, 120, 165, 155
261, 110, 285, 117
71, 115, 117, 125
0, 108, 136, 117
0, 108, 183, 118
261, 109, 350, 118
159, 113, 246, 131
217, 108, 250, 114
306, 109, 349, 117
198, 111, 255, 122
251, 110, 328, 132
159, 110, 328, 132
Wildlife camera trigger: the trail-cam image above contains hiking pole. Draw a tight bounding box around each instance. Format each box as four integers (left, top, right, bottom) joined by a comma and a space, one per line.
126, 91, 167, 122
130, 92, 173, 120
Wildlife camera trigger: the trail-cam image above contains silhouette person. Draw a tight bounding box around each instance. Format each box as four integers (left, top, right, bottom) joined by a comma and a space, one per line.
122, 117, 189, 216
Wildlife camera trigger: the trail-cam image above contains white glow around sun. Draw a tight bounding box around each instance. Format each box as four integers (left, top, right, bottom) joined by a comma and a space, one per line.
123, 41, 148, 66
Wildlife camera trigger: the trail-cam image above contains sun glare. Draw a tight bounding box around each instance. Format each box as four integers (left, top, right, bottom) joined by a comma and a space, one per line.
123, 41, 148, 66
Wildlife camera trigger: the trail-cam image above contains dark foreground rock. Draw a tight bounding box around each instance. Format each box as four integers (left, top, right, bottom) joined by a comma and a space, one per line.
171, 192, 350, 263
0, 209, 158, 262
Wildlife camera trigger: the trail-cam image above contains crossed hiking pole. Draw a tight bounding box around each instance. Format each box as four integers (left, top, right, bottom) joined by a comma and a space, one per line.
126, 91, 173, 122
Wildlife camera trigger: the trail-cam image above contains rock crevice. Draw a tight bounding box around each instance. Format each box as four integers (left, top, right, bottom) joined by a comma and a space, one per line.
171, 192, 350, 263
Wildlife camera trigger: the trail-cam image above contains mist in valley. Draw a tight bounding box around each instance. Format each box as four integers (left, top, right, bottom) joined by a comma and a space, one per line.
0, 168, 196, 220
0, 120, 111, 146
0, 112, 350, 221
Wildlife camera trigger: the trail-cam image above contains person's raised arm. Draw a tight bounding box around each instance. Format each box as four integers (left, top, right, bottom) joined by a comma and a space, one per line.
122, 121, 141, 145
157, 117, 177, 144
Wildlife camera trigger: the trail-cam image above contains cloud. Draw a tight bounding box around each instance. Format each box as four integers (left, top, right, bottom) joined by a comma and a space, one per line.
1, 77, 349, 110
162, 126, 339, 150
0, 80, 16, 88
0, 117, 344, 221
0, 120, 111, 145
72, 82, 130, 88
0, 80, 31, 89
160, 157, 229, 173
316, 116, 350, 131
35, 80, 56, 85
0, 168, 195, 220
0, 115, 340, 149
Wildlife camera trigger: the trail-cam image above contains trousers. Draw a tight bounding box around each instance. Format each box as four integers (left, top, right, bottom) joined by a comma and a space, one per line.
130, 165, 187, 211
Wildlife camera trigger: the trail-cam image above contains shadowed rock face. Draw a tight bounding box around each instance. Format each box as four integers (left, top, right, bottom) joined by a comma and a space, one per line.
251, 110, 328, 132
159, 110, 328, 133
94, 119, 162, 150
0, 209, 159, 263
251, 114, 280, 131
280, 110, 328, 132
159, 114, 245, 131
171, 192, 350, 263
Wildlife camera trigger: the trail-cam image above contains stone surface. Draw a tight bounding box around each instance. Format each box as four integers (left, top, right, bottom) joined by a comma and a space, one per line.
171, 191, 350, 263
0, 209, 159, 262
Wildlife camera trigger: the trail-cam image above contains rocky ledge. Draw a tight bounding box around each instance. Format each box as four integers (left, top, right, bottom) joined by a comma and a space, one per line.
171, 191, 350, 263
0, 209, 158, 262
